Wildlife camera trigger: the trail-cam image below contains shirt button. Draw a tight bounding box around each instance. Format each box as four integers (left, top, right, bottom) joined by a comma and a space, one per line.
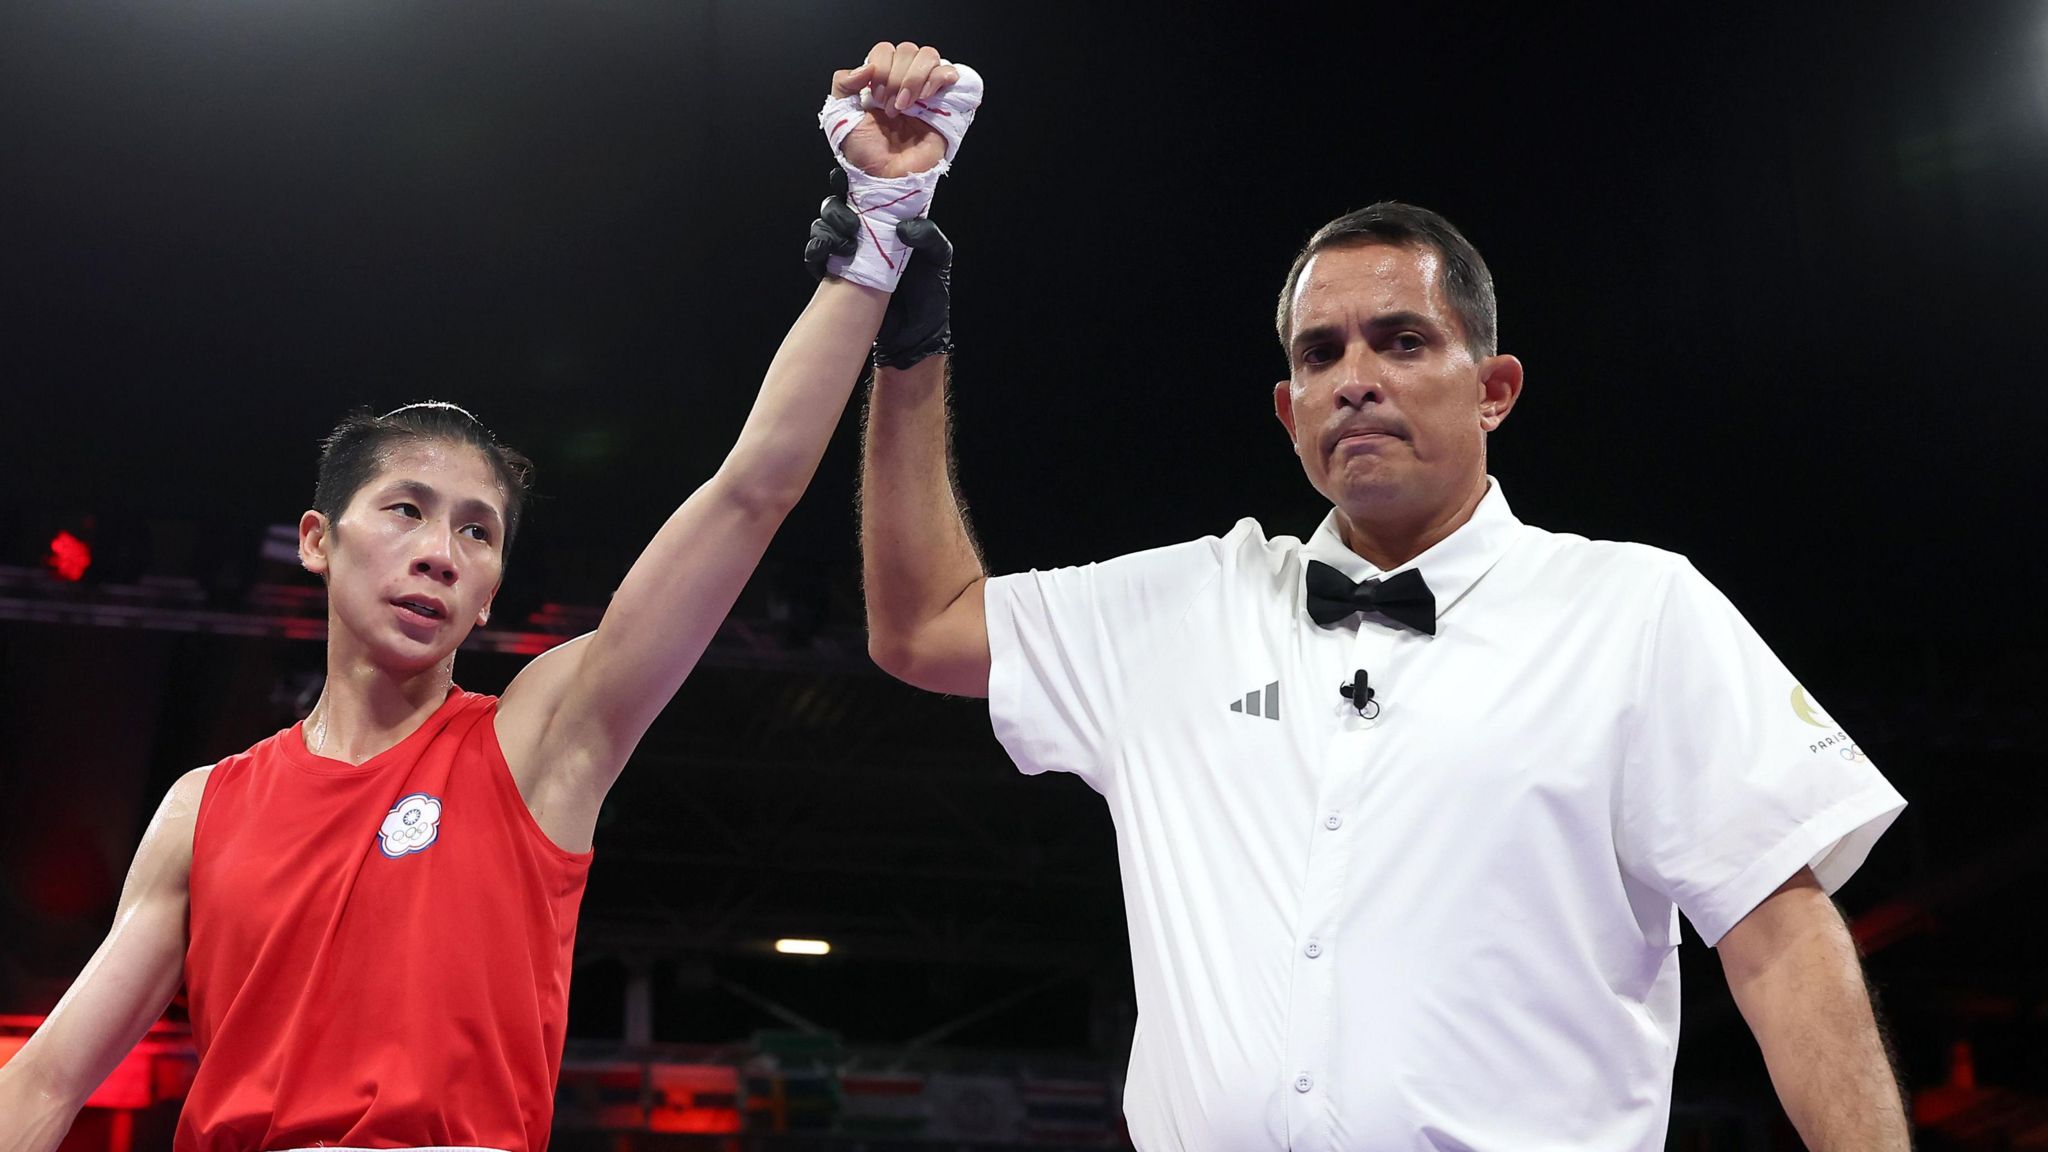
1304, 939, 1322, 959
1294, 1073, 1314, 1093
1324, 812, 1343, 831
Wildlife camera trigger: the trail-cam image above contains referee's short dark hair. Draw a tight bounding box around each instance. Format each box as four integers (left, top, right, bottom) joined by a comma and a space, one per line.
1275, 202, 1498, 361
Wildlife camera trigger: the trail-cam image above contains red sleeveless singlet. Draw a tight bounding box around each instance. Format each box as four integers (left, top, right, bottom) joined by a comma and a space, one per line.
178, 688, 592, 1152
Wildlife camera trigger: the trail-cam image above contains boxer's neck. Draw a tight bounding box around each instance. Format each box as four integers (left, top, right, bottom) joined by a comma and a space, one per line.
304, 653, 454, 765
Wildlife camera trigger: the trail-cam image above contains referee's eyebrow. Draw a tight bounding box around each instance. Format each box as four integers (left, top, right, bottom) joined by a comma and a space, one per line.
1290, 323, 1344, 360
1365, 310, 1437, 338
1290, 311, 1440, 360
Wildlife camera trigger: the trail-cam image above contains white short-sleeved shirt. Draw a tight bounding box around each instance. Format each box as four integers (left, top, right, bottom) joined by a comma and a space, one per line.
984, 480, 1904, 1152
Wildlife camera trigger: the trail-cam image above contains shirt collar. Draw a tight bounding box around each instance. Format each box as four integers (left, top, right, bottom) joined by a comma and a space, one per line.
1300, 477, 1523, 624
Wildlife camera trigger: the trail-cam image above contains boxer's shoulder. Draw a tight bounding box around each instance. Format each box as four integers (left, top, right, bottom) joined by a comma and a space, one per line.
127, 765, 211, 892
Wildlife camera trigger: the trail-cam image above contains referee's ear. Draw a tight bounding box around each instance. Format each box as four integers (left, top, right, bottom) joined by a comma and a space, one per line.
1477, 355, 1525, 433
1274, 379, 1302, 455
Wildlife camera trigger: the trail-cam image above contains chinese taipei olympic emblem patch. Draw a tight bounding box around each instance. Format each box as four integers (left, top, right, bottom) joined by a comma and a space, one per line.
378, 792, 444, 859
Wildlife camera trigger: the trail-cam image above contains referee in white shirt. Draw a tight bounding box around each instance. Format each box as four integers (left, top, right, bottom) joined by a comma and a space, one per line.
854, 171, 1910, 1149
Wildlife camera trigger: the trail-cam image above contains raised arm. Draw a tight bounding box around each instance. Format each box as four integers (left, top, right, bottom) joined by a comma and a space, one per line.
1717, 868, 1911, 1151
860, 353, 991, 697
496, 44, 977, 849
0, 769, 204, 1152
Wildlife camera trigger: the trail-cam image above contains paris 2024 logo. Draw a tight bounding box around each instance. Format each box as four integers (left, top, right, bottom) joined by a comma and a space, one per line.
1792, 685, 1866, 763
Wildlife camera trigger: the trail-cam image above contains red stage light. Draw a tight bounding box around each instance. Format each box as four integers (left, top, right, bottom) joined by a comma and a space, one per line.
47, 531, 92, 581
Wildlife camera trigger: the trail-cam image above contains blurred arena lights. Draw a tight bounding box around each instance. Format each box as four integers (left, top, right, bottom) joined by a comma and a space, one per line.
46, 531, 91, 581
773, 938, 831, 956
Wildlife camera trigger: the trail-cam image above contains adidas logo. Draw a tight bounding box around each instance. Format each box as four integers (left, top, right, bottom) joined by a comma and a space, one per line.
1229, 681, 1281, 721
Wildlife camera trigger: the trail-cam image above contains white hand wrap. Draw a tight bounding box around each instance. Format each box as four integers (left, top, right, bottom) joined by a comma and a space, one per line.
816, 61, 983, 291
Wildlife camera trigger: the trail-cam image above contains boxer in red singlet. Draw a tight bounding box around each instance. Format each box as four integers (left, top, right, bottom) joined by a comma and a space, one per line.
0, 41, 971, 1152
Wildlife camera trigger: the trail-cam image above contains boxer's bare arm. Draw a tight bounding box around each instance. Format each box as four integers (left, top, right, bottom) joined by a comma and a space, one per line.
495, 278, 887, 850
860, 352, 992, 697
493, 43, 963, 851
0, 768, 205, 1152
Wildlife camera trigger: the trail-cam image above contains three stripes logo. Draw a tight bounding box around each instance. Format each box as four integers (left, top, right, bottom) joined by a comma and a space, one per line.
1229, 681, 1281, 721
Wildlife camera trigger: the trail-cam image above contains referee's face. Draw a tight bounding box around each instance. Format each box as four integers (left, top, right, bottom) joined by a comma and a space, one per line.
1275, 242, 1522, 551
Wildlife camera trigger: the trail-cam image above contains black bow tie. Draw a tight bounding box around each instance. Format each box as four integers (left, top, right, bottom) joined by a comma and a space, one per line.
1304, 560, 1438, 635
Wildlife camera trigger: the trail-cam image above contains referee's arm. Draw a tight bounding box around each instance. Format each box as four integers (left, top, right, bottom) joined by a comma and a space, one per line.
861, 352, 992, 699
1718, 867, 1911, 1151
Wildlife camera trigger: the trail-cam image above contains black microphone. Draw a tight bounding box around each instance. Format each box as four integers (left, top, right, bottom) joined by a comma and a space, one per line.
1338, 669, 1378, 718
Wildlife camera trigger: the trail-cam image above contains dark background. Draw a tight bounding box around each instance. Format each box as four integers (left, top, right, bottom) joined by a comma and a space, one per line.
4, 0, 2046, 1140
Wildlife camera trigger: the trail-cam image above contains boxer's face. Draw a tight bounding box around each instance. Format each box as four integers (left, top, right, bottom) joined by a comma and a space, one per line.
300, 439, 507, 675
1275, 242, 1520, 538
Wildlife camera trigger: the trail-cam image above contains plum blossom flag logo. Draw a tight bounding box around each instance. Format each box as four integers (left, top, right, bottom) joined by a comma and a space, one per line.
378, 793, 443, 858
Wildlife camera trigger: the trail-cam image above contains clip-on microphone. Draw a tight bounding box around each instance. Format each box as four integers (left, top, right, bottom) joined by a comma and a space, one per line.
1338, 669, 1379, 719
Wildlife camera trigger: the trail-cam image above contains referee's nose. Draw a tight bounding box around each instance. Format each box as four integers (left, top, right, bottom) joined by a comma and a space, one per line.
1331, 348, 1382, 410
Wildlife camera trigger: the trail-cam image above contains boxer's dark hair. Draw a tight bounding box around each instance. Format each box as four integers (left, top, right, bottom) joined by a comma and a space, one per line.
312, 402, 534, 558
1275, 201, 1498, 360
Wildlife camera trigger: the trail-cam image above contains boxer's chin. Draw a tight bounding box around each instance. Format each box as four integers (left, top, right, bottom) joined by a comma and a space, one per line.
370, 630, 462, 677
334, 602, 470, 677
